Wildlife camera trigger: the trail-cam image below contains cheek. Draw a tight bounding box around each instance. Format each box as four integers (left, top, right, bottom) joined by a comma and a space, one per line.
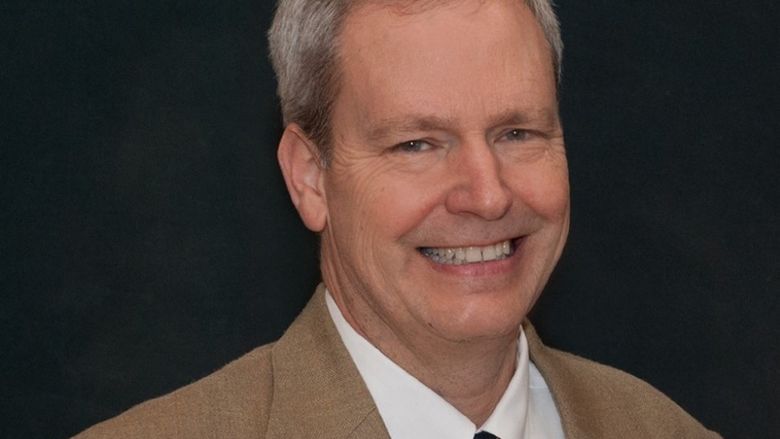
326, 165, 440, 248
364, 179, 441, 239
511, 162, 570, 220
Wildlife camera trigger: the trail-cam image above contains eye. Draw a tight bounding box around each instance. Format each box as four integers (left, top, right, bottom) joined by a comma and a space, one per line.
502, 128, 532, 142
393, 139, 433, 153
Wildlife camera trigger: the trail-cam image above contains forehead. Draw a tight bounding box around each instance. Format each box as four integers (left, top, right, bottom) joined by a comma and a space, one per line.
333, 0, 557, 131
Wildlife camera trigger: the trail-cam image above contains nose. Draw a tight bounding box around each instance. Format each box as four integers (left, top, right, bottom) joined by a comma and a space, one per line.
444, 142, 512, 220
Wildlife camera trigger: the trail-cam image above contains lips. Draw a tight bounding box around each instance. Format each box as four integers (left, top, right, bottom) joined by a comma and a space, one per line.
419, 239, 515, 265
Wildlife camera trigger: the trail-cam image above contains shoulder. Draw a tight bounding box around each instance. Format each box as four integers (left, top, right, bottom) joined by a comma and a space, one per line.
73, 286, 344, 439
73, 343, 276, 439
525, 324, 721, 438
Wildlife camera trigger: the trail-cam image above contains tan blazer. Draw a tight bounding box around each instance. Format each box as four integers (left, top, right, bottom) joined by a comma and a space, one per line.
75, 285, 720, 438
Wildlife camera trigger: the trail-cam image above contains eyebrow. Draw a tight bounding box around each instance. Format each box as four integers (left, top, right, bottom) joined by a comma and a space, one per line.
365, 108, 559, 142
486, 108, 559, 130
366, 114, 457, 143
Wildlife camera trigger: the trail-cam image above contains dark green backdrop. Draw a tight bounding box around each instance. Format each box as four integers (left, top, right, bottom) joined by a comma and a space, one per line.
2, 1, 777, 438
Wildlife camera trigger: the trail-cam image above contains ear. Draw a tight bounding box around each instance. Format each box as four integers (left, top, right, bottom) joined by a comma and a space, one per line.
277, 124, 328, 232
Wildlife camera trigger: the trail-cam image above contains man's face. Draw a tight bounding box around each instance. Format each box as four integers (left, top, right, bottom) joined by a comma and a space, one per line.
318, 0, 569, 344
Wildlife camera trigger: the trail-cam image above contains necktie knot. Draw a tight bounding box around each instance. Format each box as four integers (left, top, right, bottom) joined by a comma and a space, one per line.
474, 432, 499, 439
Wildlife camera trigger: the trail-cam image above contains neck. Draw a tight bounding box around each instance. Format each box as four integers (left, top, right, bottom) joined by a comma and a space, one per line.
331, 290, 519, 426
402, 336, 519, 426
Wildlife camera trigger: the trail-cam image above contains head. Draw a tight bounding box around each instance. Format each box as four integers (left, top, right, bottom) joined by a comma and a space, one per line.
274, 0, 569, 352
268, 0, 562, 160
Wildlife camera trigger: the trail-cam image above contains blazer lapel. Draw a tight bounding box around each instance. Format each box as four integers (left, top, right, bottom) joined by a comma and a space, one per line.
525, 322, 599, 439
265, 284, 391, 439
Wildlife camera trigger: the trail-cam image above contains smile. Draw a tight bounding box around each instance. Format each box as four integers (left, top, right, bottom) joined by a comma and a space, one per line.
419, 240, 515, 265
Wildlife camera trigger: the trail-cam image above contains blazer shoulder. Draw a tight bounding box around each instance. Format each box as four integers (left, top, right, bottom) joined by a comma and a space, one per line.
546, 348, 720, 439
73, 343, 276, 439
535, 344, 721, 438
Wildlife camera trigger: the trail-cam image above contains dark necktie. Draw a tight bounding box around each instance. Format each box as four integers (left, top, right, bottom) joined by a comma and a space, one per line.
474, 432, 499, 439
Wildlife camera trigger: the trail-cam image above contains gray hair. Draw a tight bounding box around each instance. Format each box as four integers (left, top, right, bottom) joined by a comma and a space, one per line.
268, 0, 563, 157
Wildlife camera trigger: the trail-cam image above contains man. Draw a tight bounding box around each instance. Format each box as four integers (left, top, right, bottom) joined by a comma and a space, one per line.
76, 0, 720, 437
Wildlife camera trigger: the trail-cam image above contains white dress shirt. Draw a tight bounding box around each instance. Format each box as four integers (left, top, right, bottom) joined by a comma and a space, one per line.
325, 292, 565, 439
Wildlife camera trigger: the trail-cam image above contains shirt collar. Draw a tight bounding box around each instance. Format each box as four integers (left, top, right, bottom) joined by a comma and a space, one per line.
325, 290, 530, 439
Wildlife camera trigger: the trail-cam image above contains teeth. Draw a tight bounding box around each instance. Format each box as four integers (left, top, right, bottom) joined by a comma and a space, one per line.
465, 247, 481, 263
482, 245, 496, 260
421, 240, 514, 265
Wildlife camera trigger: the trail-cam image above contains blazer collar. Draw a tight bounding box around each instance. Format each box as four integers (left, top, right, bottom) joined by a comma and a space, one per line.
265, 284, 390, 439
524, 321, 593, 438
